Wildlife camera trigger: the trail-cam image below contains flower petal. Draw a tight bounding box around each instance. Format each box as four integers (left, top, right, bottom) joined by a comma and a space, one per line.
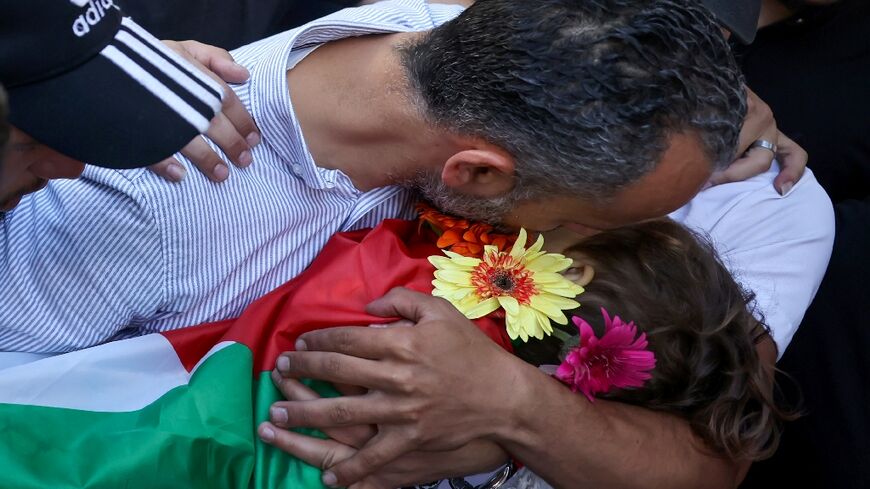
509, 228, 529, 258
434, 269, 473, 284
526, 254, 574, 273
463, 297, 500, 319
442, 251, 481, 267
497, 295, 520, 316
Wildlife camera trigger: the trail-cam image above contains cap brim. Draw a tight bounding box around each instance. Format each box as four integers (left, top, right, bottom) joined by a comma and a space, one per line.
8, 18, 223, 169
701, 0, 762, 44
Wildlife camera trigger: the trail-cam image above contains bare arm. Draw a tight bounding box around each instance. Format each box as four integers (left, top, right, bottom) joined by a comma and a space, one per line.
500, 335, 777, 489
264, 289, 779, 489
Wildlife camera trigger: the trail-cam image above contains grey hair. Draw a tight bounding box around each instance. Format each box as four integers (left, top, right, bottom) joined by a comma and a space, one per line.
401, 0, 746, 201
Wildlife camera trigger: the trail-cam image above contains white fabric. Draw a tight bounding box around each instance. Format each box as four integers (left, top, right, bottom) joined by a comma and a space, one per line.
670, 164, 834, 355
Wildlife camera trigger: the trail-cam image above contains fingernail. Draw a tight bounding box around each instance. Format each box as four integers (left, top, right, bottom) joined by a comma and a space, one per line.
259, 424, 275, 442
213, 164, 230, 181
295, 339, 307, 351
234, 62, 251, 77
270, 368, 282, 384
246, 132, 261, 147
276, 355, 290, 373
239, 150, 253, 167
780, 182, 794, 196
322, 472, 338, 487
270, 407, 288, 423
166, 163, 187, 182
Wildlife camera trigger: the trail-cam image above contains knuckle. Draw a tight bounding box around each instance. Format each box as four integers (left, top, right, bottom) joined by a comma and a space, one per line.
335, 329, 353, 354
324, 355, 343, 376
288, 404, 312, 426
321, 448, 341, 470
226, 138, 248, 158
329, 402, 353, 425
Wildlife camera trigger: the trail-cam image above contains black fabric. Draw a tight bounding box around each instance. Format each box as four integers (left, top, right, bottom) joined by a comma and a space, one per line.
735, 2, 870, 488
8, 54, 197, 167
734, 0, 870, 203
701, 0, 762, 43
0, 0, 123, 87
121, 0, 361, 50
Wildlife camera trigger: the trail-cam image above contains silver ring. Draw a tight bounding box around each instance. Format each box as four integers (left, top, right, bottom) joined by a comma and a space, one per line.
750, 139, 777, 154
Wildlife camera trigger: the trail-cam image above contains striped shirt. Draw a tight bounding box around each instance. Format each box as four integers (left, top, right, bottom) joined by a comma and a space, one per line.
0, 0, 464, 353
0, 0, 833, 362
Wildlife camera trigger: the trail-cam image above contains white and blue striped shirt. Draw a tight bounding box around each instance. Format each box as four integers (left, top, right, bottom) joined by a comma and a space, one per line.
0, 0, 834, 361
0, 0, 465, 353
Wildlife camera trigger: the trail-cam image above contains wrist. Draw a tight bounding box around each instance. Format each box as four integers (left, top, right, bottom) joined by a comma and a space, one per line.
487, 354, 552, 448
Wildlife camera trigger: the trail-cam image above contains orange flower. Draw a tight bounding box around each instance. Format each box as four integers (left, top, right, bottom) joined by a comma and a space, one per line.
416, 203, 516, 258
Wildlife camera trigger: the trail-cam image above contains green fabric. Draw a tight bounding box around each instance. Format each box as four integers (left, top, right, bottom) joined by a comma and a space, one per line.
252, 375, 338, 489
0, 344, 339, 489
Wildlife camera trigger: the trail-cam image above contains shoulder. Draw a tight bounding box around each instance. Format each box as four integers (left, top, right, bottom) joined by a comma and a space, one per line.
673, 166, 834, 255
671, 166, 834, 354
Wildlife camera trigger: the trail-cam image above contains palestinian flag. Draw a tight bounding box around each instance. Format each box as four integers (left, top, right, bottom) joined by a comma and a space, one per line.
0, 220, 511, 489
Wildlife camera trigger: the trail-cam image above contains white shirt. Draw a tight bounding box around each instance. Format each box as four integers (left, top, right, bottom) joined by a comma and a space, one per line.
0, 0, 833, 360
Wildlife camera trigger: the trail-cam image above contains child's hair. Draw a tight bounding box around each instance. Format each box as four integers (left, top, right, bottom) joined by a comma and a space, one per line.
516, 219, 794, 461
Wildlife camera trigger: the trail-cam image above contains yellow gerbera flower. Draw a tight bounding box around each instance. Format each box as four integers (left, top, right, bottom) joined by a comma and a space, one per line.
428, 229, 584, 342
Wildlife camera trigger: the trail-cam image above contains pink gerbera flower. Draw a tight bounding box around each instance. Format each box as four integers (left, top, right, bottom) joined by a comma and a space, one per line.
555, 308, 656, 402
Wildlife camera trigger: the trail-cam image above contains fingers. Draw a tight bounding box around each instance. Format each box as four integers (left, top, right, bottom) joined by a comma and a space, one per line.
365, 287, 452, 322
294, 326, 410, 360
708, 146, 775, 186
257, 421, 356, 470
159, 39, 261, 182
171, 40, 250, 84
269, 394, 408, 430
202, 111, 253, 169
276, 350, 405, 389
772, 131, 807, 195
323, 432, 413, 488
177, 135, 231, 182
270, 371, 377, 446
148, 157, 188, 183
219, 89, 260, 150
737, 86, 775, 155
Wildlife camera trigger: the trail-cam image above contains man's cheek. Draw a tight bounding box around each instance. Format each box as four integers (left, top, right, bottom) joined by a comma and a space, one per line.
28, 150, 86, 180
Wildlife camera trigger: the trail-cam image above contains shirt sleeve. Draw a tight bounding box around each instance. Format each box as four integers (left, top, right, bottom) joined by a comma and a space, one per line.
671, 166, 835, 356
0, 167, 165, 353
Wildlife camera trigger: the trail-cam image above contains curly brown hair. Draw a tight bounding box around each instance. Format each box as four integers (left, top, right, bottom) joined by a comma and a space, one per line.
516, 219, 794, 461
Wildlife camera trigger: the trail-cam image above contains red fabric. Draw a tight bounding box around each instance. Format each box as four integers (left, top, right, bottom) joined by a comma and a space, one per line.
163, 219, 513, 374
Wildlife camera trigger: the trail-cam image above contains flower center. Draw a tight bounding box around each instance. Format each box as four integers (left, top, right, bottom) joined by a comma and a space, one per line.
587, 352, 618, 379
470, 251, 537, 304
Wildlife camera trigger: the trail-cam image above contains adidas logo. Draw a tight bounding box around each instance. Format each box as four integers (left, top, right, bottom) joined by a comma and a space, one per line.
71, 0, 119, 38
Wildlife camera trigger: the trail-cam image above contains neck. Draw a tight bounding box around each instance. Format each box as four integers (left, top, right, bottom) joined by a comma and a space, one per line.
286, 32, 457, 191
759, 0, 796, 28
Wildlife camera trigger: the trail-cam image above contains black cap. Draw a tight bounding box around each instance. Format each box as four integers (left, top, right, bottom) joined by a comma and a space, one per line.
701, 0, 763, 44
0, 0, 224, 168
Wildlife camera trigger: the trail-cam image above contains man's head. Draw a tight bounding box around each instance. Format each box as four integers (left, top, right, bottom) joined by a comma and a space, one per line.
401, 0, 746, 232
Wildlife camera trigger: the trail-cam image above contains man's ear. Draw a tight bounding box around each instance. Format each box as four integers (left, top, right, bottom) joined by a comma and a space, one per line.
441, 145, 515, 198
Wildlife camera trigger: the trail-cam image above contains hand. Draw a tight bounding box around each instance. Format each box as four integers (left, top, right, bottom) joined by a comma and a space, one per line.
149, 40, 261, 183
266, 287, 526, 487
707, 87, 806, 195
259, 373, 508, 488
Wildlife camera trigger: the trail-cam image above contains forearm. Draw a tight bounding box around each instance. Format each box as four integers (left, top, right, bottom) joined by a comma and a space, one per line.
493, 359, 741, 489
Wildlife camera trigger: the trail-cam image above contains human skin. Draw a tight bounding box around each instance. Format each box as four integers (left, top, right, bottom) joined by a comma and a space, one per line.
251, 27, 766, 489
0, 41, 258, 212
